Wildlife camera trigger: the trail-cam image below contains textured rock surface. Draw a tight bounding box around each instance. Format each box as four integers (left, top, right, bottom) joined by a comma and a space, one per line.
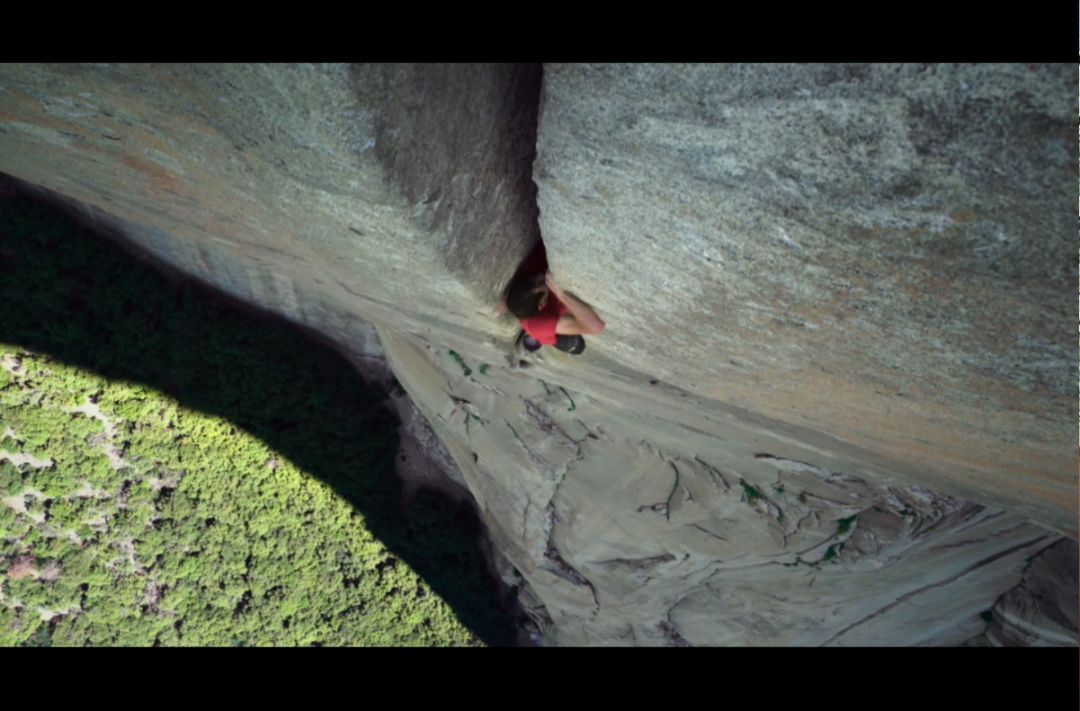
0, 63, 1075, 646
0, 64, 539, 342
965, 538, 1079, 646
535, 63, 1077, 536
374, 327, 1071, 645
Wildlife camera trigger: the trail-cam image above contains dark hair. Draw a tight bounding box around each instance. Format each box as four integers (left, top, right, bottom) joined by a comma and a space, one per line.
505, 276, 544, 318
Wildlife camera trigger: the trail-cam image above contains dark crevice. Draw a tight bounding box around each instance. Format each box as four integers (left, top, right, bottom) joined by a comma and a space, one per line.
658, 618, 692, 647
595, 553, 676, 570
543, 504, 599, 610
354, 64, 545, 301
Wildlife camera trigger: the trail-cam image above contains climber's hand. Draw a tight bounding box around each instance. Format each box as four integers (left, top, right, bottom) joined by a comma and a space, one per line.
544, 271, 563, 296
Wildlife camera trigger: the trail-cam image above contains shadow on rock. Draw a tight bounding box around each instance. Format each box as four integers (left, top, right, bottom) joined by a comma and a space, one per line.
0, 183, 519, 646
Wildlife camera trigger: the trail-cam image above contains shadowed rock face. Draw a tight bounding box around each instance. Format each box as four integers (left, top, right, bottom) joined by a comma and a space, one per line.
0, 63, 1074, 646
0, 64, 540, 337
965, 538, 1079, 646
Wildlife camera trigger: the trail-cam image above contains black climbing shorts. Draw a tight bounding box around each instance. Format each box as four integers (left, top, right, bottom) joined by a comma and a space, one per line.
554, 335, 586, 355
518, 329, 586, 356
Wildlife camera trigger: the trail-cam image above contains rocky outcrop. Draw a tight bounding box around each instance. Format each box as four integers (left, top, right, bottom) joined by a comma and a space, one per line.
373, 325, 1070, 645
965, 538, 1079, 646
0, 63, 1074, 645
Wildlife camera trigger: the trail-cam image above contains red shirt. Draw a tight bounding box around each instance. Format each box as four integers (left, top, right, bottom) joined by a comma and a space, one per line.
514, 242, 567, 346
522, 297, 568, 346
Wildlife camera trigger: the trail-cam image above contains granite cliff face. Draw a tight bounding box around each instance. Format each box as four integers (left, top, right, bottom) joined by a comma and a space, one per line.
0, 63, 1075, 645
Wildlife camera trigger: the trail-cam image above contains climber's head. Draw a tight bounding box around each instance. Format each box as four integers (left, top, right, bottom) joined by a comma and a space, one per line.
505, 273, 549, 319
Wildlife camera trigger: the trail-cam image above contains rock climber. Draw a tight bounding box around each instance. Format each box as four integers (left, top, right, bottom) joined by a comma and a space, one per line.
498, 241, 605, 356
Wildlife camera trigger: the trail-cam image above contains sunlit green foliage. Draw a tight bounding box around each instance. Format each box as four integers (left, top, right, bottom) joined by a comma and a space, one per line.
0, 193, 514, 646
0, 334, 484, 647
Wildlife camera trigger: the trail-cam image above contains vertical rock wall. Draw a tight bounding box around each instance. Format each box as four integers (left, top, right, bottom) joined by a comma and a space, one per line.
0, 64, 539, 341
0, 63, 1074, 645
535, 63, 1077, 537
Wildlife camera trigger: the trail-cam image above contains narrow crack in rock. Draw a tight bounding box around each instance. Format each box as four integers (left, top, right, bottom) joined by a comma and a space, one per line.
690, 522, 728, 543
693, 455, 732, 491
504, 418, 552, 473
542, 504, 599, 609
594, 553, 677, 570
658, 609, 693, 647
820, 533, 1053, 646
664, 462, 680, 522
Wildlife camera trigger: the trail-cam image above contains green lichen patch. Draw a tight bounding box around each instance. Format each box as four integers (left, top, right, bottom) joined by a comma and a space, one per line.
739, 479, 762, 505
446, 350, 472, 377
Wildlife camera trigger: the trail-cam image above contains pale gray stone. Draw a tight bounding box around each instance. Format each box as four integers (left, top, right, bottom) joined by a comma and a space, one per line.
0, 63, 1074, 646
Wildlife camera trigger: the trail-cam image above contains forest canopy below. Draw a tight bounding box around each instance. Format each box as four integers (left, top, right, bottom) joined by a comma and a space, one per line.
0, 193, 516, 646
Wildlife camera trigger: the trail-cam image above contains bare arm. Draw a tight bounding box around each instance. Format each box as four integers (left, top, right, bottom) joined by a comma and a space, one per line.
546, 272, 606, 335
